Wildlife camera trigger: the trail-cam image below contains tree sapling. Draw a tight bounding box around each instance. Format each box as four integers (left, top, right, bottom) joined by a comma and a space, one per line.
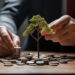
23, 15, 55, 58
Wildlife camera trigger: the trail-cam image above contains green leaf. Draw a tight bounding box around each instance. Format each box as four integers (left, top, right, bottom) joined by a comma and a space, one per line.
23, 14, 56, 36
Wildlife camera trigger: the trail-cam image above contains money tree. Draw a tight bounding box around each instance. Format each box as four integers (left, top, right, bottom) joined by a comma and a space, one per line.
23, 15, 55, 58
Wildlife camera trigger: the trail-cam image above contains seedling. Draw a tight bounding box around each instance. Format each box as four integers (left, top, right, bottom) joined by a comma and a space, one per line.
23, 15, 55, 58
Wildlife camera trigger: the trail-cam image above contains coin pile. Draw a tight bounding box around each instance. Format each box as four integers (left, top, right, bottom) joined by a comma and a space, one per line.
0, 53, 75, 66
12, 47, 21, 59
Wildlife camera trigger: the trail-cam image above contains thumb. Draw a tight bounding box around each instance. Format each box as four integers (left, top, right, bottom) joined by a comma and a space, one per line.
49, 15, 71, 32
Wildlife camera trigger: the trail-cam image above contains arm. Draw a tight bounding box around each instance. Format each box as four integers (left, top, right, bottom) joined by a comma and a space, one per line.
0, 0, 30, 57
0, 0, 30, 34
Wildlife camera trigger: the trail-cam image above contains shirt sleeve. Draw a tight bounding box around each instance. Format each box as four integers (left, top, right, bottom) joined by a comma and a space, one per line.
0, 0, 30, 34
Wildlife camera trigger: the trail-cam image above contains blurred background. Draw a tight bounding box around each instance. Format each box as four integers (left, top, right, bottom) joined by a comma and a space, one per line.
0, 0, 75, 52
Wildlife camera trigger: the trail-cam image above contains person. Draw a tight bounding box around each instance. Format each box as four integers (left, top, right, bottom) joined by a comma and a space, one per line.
41, 15, 75, 46
0, 0, 75, 57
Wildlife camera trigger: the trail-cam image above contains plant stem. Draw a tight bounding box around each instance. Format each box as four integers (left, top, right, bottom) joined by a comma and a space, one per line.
37, 40, 39, 58
37, 27, 40, 58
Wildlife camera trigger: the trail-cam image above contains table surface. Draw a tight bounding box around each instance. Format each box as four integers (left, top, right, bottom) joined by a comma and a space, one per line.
0, 51, 75, 75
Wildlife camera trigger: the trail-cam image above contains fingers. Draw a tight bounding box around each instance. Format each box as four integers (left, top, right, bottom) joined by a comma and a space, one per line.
0, 26, 20, 50
41, 31, 49, 36
45, 22, 75, 43
48, 24, 75, 46
0, 26, 20, 57
41, 15, 71, 36
13, 35, 20, 47
55, 19, 75, 39
0, 39, 13, 57
0, 40, 8, 50
59, 38, 75, 46
8, 30, 20, 47
43, 15, 75, 46
49, 15, 71, 32
0, 27, 14, 49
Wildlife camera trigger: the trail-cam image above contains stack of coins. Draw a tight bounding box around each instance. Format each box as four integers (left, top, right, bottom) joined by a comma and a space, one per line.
13, 47, 21, 59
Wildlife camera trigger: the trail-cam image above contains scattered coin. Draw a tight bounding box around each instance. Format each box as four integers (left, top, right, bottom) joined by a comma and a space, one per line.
26, 54, 33, 60
17, 62, 25, 65
40, 54, 47, 59
59, 54, 68, 59
16, 60, 25, 65
16, 60, 21, 63
18, 57, 28, 63
59, 59, 68, 64
26, 61, 35, 65
9, 60, 17, 64
67, 59, 73, 62
42, 58, 49, 65
49, 57, 57, 61
55, 55, 60, 58
3, 62, 13, 66
2, 59, 9, 63
5, 57, 11, 60
0, 59, 5, 62
36, 60, 44, 65
49, 54, 55, 58
68, 56, 75, 59
29, 63, 37, 66
50, 61, 59, 66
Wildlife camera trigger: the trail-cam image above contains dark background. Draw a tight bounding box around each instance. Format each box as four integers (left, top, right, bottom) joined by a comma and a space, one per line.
0, 0, 75, 52
25, 0, 75, 52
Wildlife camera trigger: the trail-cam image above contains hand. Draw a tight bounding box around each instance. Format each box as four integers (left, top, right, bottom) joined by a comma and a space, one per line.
41, 15, 75, 46
0, 26, 20, 57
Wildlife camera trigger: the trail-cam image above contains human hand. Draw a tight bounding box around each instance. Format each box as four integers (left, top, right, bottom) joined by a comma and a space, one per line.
41, 15, 75, 46
0, 26, 20, 57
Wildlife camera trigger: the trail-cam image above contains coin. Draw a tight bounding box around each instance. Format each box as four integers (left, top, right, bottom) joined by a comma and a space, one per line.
50, 61, 59, 66
18, 57, 28, 63
9, 60, 17, 64
26, 61, 35, 65
36, 60, 44, 65
26, 54, 33, 60
13, 47, 21, 59
16, 60, 25, 65
3, 62, 13, 66
2, 59, 9, 62
59, 59, 68, 64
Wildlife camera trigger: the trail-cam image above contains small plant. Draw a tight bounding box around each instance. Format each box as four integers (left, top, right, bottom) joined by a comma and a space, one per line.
23, 15, 55, 58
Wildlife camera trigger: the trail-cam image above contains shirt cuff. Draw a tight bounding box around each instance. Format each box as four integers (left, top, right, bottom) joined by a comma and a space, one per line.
0, 22, 17, 34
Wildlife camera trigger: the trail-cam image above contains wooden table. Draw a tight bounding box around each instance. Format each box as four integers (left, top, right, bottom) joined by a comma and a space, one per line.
0, 51, 75, 75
